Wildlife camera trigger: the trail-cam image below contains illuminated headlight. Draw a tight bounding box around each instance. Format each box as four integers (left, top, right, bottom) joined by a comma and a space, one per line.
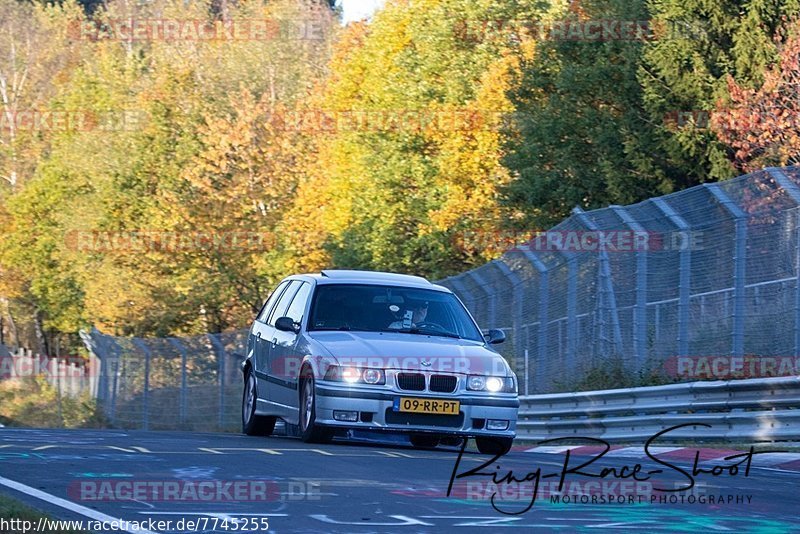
342, 367, 360, 383
324, 366, 385, 385
486, 377, 503, 392
467, 375, 516, 393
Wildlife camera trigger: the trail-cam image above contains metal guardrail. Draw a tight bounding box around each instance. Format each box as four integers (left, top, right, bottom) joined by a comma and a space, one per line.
516, 376, 800, 442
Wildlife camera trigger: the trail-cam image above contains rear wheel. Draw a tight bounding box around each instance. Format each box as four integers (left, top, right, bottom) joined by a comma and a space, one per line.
409, 434, 440, 449
242, 369, 277, 436
299, 374, 334, 443
475, 436, 513, 456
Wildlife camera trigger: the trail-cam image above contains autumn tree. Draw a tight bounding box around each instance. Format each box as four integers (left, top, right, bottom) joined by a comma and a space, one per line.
279, 0, 545, 280
640, 0, 800, 183
712, 21, 800, 171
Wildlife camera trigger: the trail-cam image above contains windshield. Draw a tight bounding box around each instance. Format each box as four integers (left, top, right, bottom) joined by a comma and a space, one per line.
308, 284, 484, 342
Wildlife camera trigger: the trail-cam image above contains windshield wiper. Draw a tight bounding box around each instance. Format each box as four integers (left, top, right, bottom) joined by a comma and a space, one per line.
382, 328, 461, 339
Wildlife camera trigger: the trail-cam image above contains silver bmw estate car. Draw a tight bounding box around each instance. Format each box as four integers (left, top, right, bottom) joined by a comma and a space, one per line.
241, 270, 519, 454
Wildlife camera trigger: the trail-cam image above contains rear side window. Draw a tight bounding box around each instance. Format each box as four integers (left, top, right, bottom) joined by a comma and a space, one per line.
267, 280, 302, 326
257, 281, 289, 323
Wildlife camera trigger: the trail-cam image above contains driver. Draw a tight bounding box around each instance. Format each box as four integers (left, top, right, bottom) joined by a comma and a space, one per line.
388, 300, 428, 329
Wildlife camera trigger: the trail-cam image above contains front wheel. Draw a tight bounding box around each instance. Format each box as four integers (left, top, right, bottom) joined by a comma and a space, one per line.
242, 370, 277, 436
299, 375, 334, 443
475, 436, 513, 456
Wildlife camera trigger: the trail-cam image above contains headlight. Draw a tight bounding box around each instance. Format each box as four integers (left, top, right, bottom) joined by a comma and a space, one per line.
362, 369, 383, 384
467, 376, 486, 391
342, 367, 360, 383
324, 365, 386, 385
486, 376, 503, 392
467, 375, 515, 393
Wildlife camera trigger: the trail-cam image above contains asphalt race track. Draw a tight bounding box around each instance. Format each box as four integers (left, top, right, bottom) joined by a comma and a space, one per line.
0, 428, 798, 533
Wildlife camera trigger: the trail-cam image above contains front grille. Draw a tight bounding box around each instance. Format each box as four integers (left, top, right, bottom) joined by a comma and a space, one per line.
429, 374, 457, 393
397, 373, 425, 391
385, 409, 464, 428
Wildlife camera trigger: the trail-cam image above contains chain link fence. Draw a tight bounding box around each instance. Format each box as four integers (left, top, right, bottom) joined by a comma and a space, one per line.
79, 328, 248, 431
440, 166, 800, 395
78, 166, 800, 429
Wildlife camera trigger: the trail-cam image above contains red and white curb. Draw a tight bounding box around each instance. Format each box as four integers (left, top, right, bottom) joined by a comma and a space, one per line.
519, 445, 800, 472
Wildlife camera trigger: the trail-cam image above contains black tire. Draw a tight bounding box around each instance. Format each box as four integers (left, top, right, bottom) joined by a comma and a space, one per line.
299, 374, 334, 443
410, 434, 440, 449
475, 436, 514, 456
439, 436, 464, 447
242, 369, 277, 436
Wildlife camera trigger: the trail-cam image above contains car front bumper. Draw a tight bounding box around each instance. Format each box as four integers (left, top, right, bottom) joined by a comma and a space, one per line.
314, 381, 518, 438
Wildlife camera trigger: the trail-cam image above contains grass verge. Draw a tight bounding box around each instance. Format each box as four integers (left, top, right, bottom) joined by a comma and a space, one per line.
0, 493, 86, 533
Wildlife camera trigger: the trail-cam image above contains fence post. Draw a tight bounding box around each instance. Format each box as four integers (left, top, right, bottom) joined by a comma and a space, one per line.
705, 184, 747, 357
521, 248, 549, 393
132, 339, 151, 431
651, 198, 691, 357
611, 205, 649, 369
207, 333, 226, 431
168, 338, 188, 427
449, 275, 477, 320
573, 207, 623, 359
466, 270, 495, 329
492, 259, 523, 387
566, 255, 577, 368
766, 168, 800, 355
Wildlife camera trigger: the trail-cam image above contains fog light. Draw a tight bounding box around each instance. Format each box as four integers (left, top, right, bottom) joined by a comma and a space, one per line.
487, 419, 509, 431
334, 410, 358, 422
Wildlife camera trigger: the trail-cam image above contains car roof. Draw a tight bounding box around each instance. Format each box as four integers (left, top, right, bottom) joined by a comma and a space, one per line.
287, 270, 451, 292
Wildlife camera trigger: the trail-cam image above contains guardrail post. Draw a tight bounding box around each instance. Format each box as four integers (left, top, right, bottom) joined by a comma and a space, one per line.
168, 338, 188, 427
705, 184, 747, 357
207, 333, 226, 431
611, 205, 649, 369
766, 168, 800, 355
132, 339, 151, 431
651, 198, 691, 357
521, 248, 549, 393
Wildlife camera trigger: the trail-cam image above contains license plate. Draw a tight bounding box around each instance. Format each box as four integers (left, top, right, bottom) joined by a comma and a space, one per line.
393, 397, 460, 415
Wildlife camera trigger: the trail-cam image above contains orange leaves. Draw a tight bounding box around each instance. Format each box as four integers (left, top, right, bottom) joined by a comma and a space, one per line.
713, 21, 800, 171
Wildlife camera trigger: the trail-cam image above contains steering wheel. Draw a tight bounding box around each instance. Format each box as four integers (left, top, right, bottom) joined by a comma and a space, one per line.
414, 321, 447, 331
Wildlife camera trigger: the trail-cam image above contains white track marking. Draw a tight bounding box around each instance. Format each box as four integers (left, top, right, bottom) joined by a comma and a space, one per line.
0, 475, 157, 534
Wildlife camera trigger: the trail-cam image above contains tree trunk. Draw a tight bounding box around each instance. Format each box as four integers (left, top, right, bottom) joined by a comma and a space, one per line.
33, 307, 48, 356
0, 297, 18, 350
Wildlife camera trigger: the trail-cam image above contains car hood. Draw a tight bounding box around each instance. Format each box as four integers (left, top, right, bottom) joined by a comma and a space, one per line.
307, 331, 511, 376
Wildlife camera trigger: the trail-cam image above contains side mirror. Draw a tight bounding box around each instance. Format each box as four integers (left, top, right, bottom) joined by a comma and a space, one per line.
275, 316, 299, 334
484, 329, 506, 345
